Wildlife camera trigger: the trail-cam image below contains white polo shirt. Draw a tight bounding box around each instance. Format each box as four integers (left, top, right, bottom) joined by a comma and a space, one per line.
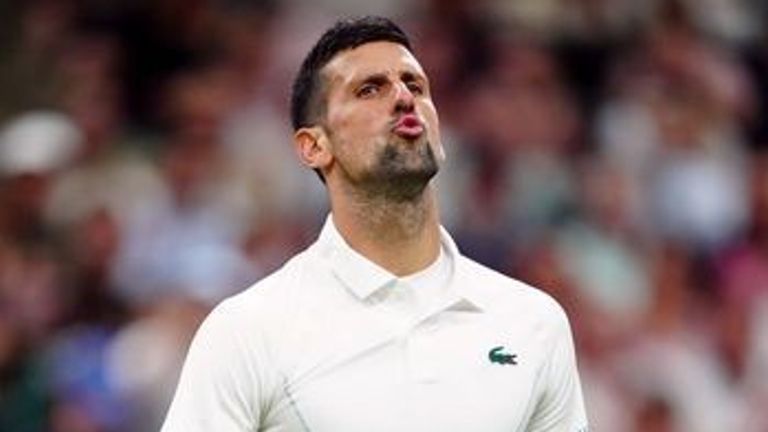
162, 216, 588, 432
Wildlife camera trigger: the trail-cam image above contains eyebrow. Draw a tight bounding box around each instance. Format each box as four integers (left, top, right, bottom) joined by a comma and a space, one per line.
400, 71, 423, 82
357, 73, 389, 87
351, 70, 428, 88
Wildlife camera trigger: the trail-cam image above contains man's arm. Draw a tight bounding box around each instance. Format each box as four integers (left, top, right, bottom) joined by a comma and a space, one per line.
161, 302, 263, 432
526, 305, 589, 432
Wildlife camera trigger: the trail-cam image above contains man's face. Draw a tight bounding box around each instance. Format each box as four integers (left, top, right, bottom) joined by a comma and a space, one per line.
319, 41, 443, 200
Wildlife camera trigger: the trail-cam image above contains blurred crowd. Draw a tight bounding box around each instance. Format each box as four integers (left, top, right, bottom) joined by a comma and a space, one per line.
1, 0, 768, 431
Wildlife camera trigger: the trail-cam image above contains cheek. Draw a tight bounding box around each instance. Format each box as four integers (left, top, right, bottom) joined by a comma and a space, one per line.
326, 106, 383, 165
422, 102, 444, 159
329, 104, 382, 142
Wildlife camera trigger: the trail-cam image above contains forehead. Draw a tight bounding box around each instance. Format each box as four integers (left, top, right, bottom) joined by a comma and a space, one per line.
322, 41, 427, 87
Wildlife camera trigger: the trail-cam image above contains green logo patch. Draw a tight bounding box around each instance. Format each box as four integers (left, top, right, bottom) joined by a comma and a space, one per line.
488, 346, 518, 365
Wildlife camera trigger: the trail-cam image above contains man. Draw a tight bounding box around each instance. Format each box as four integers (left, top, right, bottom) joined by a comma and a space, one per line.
162, 16, 588, 432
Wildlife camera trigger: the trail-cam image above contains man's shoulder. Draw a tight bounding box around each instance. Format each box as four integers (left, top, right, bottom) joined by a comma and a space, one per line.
211, 246, 320, 326
456, 255, 569, 326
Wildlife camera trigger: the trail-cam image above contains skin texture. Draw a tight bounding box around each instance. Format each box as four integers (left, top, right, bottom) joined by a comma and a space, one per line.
294, 41, 445, 276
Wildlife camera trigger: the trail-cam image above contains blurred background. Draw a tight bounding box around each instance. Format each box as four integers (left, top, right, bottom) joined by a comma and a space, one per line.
1, 0, 768, 431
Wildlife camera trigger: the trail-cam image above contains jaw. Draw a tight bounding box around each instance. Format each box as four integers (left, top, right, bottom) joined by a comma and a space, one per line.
356, 137, 438, 203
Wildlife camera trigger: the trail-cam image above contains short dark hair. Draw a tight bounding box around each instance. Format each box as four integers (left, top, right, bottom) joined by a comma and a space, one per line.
290, 16, 413, 131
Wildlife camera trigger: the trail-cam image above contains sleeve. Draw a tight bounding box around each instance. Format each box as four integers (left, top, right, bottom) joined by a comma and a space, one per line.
161, 302, 265, 432
525, 304, 589, 432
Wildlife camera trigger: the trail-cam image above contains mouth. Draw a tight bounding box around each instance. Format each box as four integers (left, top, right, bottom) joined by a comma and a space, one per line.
392, 114, 424, 140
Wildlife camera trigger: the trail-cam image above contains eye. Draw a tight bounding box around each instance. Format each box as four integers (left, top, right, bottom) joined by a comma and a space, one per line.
406, 81, 424, 95
356, 83, 380, 98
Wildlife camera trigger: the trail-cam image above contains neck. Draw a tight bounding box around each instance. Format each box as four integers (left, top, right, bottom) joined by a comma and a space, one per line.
331, 184, 441, 276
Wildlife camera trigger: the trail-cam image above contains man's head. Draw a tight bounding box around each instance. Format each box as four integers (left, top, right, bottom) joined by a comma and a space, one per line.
290, 16, 444, 202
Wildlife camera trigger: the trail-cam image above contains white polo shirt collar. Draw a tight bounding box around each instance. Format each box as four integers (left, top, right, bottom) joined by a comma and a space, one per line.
316, 214, 485, 313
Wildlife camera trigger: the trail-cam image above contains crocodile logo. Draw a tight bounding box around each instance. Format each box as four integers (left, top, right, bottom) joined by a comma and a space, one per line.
488, 346, 518, 365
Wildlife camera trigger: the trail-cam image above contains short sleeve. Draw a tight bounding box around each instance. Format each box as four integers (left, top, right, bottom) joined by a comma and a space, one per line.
526, 305, 589, 432
161, 302, 263, 432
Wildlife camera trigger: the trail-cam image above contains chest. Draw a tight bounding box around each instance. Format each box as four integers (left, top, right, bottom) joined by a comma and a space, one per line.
262, 311, 548, 432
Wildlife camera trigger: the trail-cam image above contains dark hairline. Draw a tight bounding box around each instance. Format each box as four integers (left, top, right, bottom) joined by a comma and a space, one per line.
312, 40, 413, 127
290, 16, 413, 132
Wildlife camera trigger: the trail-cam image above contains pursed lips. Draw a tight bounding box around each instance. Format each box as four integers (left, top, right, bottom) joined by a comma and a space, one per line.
392, 113, 424, 139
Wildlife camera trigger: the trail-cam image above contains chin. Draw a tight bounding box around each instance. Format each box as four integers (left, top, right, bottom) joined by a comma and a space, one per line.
378, 145, 438, 198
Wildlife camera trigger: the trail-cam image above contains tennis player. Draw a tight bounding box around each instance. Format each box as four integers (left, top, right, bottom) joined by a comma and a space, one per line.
162, 16, 588, 432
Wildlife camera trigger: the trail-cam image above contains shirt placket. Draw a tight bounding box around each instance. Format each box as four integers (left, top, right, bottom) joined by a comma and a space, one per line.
405, 316, 442, 383
402, 291, 468, 384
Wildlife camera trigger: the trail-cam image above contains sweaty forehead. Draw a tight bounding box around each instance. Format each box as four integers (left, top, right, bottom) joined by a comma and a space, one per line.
322, 41, 426, 87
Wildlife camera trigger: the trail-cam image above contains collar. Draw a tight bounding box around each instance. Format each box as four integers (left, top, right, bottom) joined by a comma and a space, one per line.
317, 215, 396, 300
316, 214, 486, 312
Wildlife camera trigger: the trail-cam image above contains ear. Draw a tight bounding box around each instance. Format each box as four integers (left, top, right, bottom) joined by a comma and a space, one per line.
294, 126, 332, 172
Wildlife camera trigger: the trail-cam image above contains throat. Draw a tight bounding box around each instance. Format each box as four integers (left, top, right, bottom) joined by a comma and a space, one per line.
334, 188, 441, 276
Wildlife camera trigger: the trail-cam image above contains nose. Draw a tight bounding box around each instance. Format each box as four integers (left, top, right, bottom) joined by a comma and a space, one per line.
393, 81, 415, 113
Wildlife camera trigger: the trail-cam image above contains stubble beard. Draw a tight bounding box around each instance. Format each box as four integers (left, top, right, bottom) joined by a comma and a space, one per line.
359, 135, 439, 203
